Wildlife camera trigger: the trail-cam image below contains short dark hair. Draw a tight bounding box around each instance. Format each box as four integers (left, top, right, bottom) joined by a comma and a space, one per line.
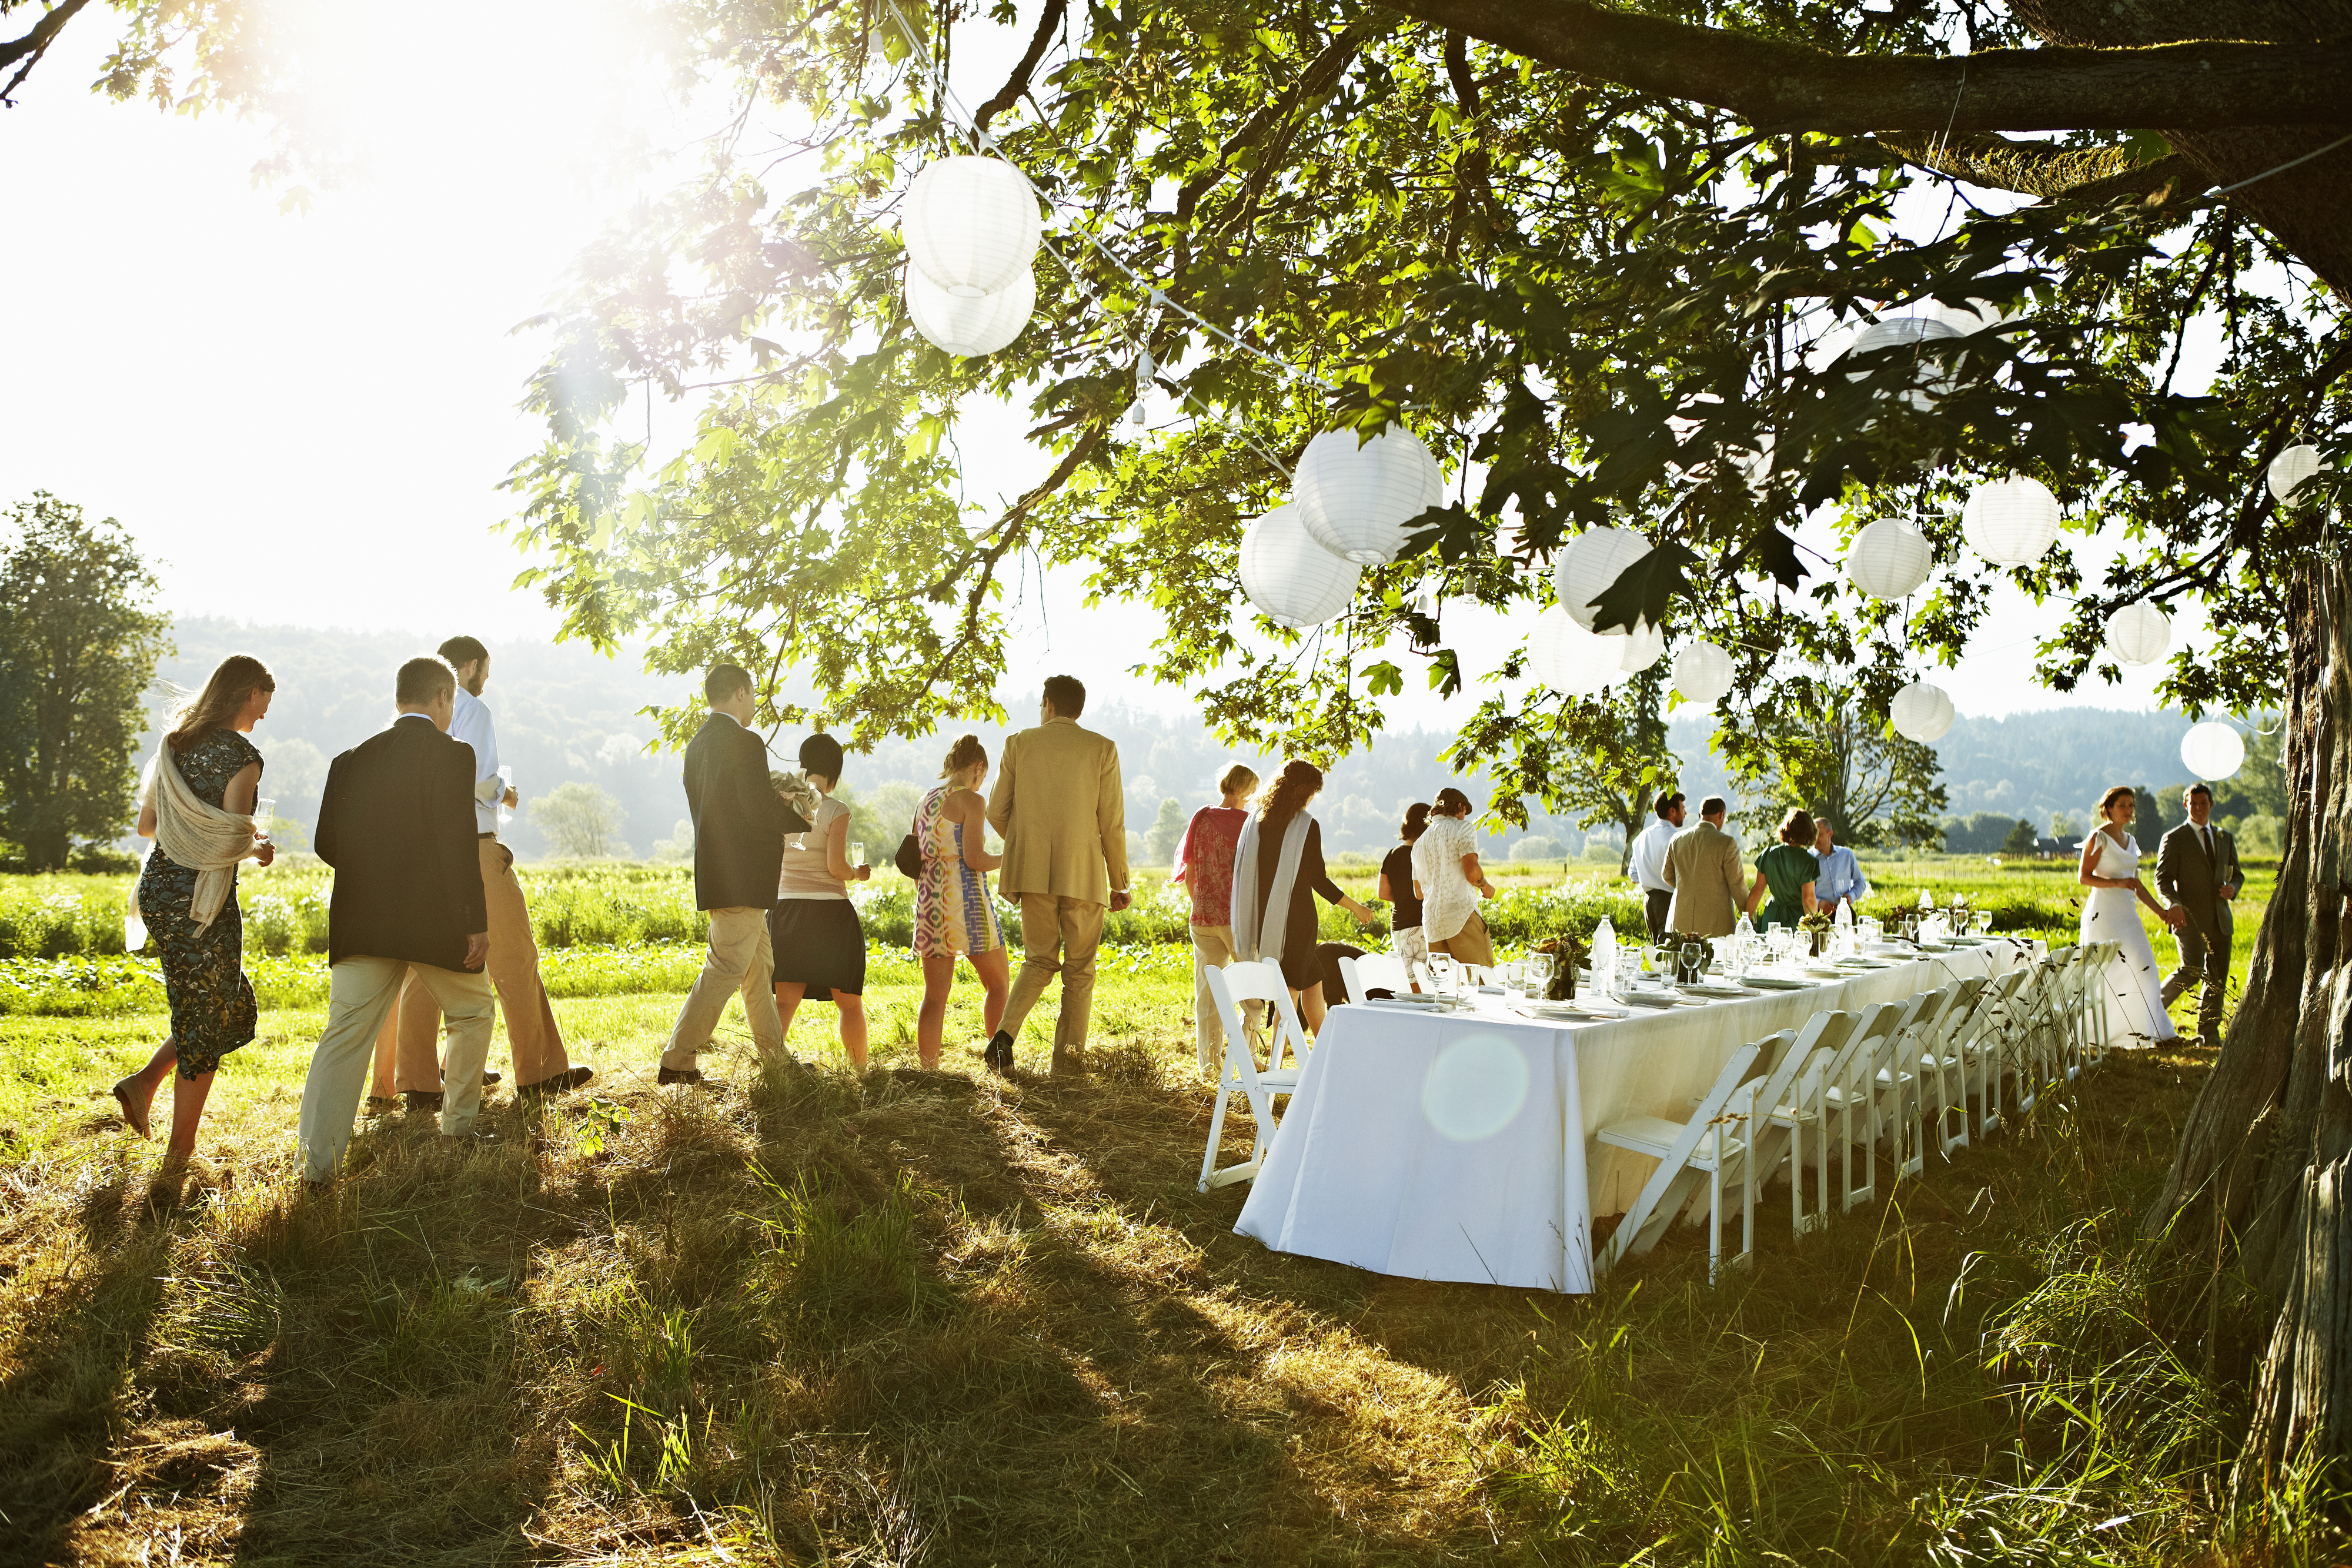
1654, 791, 1686, 820
799, 733, 844, 782
2187, 782, 2213, 802
1699, 795, 1728, 819
1042, 674, 1086, 717
396, 656, 456, 707
437, 635, 489, 670
706, 663, 752, 703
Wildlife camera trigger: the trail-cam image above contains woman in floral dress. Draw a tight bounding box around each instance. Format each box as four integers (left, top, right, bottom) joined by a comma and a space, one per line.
112, 654, 277, 1168
913, 734, 1007, 1070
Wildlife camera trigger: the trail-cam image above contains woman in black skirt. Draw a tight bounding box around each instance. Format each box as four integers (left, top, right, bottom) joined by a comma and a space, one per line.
770, 734, 873, 1070
1230, 760, 1377, 1039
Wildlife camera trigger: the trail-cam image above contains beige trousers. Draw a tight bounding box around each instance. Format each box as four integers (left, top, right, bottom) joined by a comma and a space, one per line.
300, 957, 496, 1178
1432, 908, 1496, 968
663, 905, 787, 1071
370, 838, 569, 1096
1000, 893, 1105, 1054
1190, 924, 1262, 1076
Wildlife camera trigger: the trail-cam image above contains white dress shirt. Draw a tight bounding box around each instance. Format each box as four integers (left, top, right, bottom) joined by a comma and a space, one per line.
446, 686, 503, 835
1409, 813, 1482, 942
1628, 817, 1678, 892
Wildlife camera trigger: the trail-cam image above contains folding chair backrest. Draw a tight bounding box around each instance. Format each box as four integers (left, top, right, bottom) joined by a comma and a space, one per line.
1338, 955, 1371, 1007
1596, 1041, 1763, 1273
1347, 950, 1410, 1001
1198, 962, 1307, 1192
1219, 958, 1314, 1074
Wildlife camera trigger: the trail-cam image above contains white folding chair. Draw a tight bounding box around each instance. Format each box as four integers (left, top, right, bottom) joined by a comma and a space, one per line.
1816, 999, 1910, 1213
1595, 1042, 1763, 1279
1956, 966, 2027, 1138
1916, 974, 1987, 1159
2010, 947, 2077, 1114
1673, 1022, 1820, 1241
2074, 939, 2122, 1070
1338, 951, 1410, 1005
1750, 1009, 1857, 1238
1197, 961, 1312, 1192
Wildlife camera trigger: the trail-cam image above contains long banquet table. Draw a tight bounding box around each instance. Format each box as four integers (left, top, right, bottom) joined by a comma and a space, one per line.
1232, 942, 2029, 1294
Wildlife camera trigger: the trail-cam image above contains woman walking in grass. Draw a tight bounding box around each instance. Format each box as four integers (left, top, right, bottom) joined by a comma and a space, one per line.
112, 655, 278, 1183
1172, 763, 1258, 1077
1378, 801, 1432, 982
770, 734, 873, 1071
913, 734, 1007, 1070
1411, 788, 1496, 969
1231, 760, 1377, 1037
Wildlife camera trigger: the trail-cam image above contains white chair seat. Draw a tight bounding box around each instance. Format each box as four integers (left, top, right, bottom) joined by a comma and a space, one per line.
1598, 1116, 1742, 1164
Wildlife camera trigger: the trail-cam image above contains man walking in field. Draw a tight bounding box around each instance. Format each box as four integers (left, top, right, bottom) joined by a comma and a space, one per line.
983, 674, 1130, 1078
2157, 782, 2243, 1048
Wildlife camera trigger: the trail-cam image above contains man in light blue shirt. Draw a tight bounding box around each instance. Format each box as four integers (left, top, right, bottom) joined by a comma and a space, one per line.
1812, 816, 1870, 912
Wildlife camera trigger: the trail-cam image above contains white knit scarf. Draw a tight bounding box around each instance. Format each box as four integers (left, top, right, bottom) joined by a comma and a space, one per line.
131, 741, 257, 935
1230, 811, 1309, 965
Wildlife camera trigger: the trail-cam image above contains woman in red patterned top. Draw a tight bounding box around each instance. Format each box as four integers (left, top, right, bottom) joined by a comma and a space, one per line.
1172, 764, 1258, 1078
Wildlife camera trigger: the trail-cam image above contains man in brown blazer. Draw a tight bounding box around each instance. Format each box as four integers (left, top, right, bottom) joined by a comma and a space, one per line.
2157, 782, 2243, 1047
1662, 797, 1747, 938
984, 675, 1131, 1077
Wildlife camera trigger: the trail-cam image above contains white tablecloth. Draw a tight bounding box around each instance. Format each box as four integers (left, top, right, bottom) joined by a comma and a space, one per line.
1232, 942, 2025, 1293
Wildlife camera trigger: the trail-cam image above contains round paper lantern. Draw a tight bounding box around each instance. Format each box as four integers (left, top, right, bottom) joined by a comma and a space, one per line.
1889, 681, 1955, 743
1961, 475, 2062, 566
1531, 605, 1628, 698
1238, 504, 1360, 629
1844, 517, 1933, 600
2104, 600, 2170, 667
1616, 618, 1666, 674
2181, 721, 2246, 781
2269, 444, 2324, 504
1843, 316, 1962, 409
1670, 640, 1735, 706
904, 263, 1033, 357
1292, 424, 1444, 565
1553, 526, 1652, 631
901, 156, 1043, 299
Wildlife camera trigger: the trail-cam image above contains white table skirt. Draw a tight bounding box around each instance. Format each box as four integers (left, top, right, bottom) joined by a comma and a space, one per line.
1233, 942, 2025, 1293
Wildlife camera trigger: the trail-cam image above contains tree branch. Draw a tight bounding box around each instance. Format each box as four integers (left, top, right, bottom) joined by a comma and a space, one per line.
973, 0, 1065, 133
0, 0, 92, 106
1385, 0, 2352, 133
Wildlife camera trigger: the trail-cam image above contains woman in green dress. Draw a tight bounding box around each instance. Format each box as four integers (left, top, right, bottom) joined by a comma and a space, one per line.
1745, 808, 1820, 931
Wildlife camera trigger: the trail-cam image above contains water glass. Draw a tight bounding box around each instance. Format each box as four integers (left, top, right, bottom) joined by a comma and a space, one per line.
850, 840, 868, 868
1676, 940, 1704, 985
1522, 952, 1552, 1001
1426, 953, 1457, 1000
497, 764, 516, 827
253, 797, 276, 837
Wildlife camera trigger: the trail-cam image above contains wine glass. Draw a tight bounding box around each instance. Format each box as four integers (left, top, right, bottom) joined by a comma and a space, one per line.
253, 796, 276, 839
497, 764, 516, 827
1522, 952, 1552, 1001
1975, 910, 1993, 935
1677, 938, 1704, 985
1426, 952, 1456, 1001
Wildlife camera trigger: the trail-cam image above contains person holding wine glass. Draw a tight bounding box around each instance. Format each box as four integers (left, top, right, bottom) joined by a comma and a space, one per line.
111, 654, 278, 1195
771, 734, 874, 1071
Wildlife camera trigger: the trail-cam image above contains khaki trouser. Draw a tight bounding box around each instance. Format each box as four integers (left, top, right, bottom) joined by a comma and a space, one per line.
663, 906, 787, 1071
300, 957, 496, 1179
1000, 893, 1105, 1057
370, 838, 569, 1096
2161, 917, 2232, 1044
1190, 924, 1263, 1077
1433, 908, 1496, 968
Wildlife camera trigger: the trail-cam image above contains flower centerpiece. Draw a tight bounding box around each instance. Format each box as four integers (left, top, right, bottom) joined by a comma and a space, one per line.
1530, 933, 1585, 1001
1799, 909, 1836, 956
1661, 931, 1715, 984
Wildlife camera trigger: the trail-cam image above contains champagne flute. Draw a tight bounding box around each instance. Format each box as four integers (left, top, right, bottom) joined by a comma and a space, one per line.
253, 797, 276, 841
850, 840, 868, 870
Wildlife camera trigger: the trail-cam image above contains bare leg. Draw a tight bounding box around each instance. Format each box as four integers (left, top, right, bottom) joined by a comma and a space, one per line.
1299, 982, 1328, 1036
917, 954, 956, 1065
773, 981, 807, 1037
164, 1069, 215, 1160
836, 996, 868, 1072
113, 1037, 179, 1138
973, 948, 1010, 1039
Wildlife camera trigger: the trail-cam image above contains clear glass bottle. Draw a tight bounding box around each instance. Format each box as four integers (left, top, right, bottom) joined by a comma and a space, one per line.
1592, 917, 1616, 998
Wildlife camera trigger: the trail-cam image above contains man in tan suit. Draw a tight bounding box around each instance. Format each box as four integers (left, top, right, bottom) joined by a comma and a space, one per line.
984, 674, 1131, 1077
1662, 796, 1747, 938
2157, 782, 2243, 1047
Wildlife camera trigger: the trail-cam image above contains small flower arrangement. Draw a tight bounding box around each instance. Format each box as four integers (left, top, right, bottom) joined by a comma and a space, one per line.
1531, 933, 1586, 1000
770, 769, 820, 827
1799, 909, 1836, 956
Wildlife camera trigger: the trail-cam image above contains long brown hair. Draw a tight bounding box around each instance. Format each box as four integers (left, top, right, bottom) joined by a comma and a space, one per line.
166, 654, 275, 753
1778, 808, 1816, 848
1258, 760, 1324, 831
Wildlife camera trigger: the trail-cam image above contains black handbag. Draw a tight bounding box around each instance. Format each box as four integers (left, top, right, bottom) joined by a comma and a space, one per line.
894, 814, 923, 879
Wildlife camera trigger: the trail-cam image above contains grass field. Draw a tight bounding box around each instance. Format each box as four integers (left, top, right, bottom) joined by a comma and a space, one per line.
0, 860, 2327, 1565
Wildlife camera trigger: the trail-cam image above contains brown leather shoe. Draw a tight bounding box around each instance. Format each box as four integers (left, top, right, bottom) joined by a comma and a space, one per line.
657, 1066, 711, 1087
402, 1091, 444, 1114
517, 1066, 596, 1099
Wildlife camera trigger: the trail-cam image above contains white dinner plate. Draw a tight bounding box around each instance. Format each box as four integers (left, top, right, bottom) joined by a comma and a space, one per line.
1678, 983, 1751, 999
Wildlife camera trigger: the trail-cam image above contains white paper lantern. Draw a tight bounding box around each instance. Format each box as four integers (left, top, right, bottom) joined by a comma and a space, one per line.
1531, 605, 1629, 697
2181, 721, 2246, 781
1292, 424, 1444, 565
2269, 444, 2325, 504
1843, 316, 1962, 409
2104, 600, 2170, 667
1238, 504, 1360, 629
1616, 618, 1666, 674
1889, 681, 1955, 743
1961, 475, 2062, 567
903, 263, 1033, 357
1670, 640, 1735, 706
1554, 526, 1653, 631
1843, 517, 1933, 600
901, 156, 1043, 299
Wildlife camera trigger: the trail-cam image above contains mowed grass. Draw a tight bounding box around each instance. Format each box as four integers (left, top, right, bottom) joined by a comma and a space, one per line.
1, 877, 2337, 1564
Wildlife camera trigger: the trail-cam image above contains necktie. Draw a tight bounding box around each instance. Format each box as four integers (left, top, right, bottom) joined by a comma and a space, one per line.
2200, 825, 2213, 864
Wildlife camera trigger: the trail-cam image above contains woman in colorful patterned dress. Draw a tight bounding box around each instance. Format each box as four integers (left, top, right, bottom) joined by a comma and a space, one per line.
1171, 763, 1258, 1077
111, 654, 277, 1172
913, 734, 1007, 1070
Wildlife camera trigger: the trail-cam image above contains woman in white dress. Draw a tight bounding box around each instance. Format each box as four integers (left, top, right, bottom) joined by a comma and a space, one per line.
2077, 785, 2187, 1044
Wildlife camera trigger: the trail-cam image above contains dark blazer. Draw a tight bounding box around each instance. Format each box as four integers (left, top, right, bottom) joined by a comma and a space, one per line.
685, 713, 808, 910
2156, 818, 2242, 943
315, 715, 489, 970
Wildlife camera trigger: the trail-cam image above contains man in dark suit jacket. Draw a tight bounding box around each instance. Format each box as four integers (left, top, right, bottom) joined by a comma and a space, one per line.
296, 657, 496, 1182
2157, 781, 2244, 1047
661, 663, 810, 1085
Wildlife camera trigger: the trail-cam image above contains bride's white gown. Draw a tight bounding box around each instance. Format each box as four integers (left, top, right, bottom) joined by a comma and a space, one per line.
2079, 828, 2177, 1045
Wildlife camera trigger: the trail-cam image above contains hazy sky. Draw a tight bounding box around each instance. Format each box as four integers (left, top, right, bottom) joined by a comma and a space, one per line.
1, 4, 2199, 731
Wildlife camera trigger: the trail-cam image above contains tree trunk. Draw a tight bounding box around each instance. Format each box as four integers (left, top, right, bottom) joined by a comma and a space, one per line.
2144, 554, 2352, 1492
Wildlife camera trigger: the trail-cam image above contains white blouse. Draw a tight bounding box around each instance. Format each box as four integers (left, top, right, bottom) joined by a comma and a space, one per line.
1411, 813, 1481, 941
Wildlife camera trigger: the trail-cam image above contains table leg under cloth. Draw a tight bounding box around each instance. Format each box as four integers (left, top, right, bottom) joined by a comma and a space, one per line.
1233, 943, 2024, 1293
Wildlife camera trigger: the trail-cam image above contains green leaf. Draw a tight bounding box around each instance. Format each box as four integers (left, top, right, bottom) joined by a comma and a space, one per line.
1365, 661, 1404, 697
1588, 542, 1702, 634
